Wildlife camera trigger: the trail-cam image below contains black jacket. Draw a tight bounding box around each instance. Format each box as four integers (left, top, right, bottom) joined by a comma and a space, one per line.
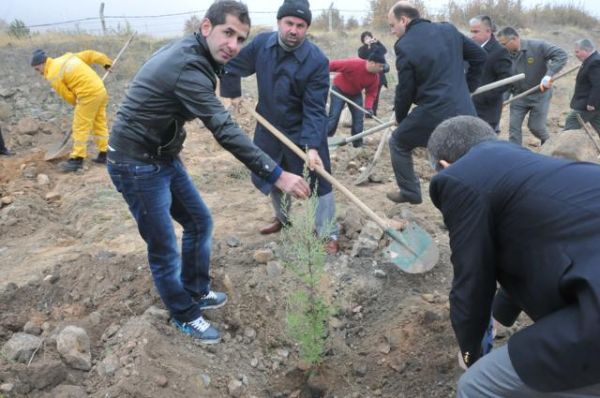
472, 35, 513, 126
110, 33, 278, 180
570, 50, 600, 111
393, 19, 485, 149
431, 141, 600, 392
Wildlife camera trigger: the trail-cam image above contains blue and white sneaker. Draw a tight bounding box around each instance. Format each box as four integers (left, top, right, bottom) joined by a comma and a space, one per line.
172, 316, 221, 344
197, 291, 228, 310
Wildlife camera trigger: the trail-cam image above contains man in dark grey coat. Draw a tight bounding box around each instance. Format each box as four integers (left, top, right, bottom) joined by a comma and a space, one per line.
107, 1, 309, 344
469, 15, 513, 132
564, 38, 600, 133
497, 27, 567, 145
385, 1, 485, 205
429, 115, 600, 397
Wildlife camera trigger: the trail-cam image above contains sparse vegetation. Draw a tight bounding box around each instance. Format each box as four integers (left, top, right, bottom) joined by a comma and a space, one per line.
184, 15, 201, 34
7, 19, 30, 39
280, 178, 332, 367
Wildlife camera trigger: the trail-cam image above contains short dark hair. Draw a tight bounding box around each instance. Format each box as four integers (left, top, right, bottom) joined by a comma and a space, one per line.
427, 116, 497, 169
391, 3, 420, 20
360, 31, 373, 43
204, 0, 251, 27
497, 26, 519, 40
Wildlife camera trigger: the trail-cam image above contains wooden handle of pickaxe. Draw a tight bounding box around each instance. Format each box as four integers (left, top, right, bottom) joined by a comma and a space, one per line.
503, 64, 580, 107
101, 31, 137, 81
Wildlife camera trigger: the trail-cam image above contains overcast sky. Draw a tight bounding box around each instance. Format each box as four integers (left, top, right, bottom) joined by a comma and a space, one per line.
2, 0, 599, 36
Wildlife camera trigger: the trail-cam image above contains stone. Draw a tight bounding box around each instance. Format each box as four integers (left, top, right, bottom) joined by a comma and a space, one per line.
23, 320, 43, 336
265, 261, 283, 278
24, 360, 67, 390
421, 294, 435, 303
540, 130, 600, 163
99, 355, 120, 377
1, 332, 43, 363
0, 383, 14, 393
44, 274, 59, 284
373, 269, 387, 278
1, 196, 13, 206
45, 191, 62, 202
253, 249, 274, 264
351, 221, 383, 257
101, 323, 120, 341
243, 327, 257, 341
353, 362, 368, 377
143, 306, 170, 322
48, 385, 87, 398
154, 374, 169, 387
342, 208, 364, 238
226, 236, 241, 247
16, 117, 40, 135
56, 325, 92, 371
228, 378, 243, 397
37, 173, 50, 186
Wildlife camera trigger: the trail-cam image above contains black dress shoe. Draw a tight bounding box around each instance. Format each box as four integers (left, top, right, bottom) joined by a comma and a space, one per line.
386, 191, 422, 204
259, 218, 286, 235
0, 148, 14, 156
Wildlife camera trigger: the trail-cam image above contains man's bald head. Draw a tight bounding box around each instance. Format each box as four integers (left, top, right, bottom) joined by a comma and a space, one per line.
387, 1, 420, 39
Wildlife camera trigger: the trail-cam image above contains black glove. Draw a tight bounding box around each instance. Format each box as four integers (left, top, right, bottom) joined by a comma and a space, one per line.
365, 108, 374, 119
104, 64, 112, 70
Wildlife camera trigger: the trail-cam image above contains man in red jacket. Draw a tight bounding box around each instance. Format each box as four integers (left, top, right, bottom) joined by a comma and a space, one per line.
327, 52, 385, 147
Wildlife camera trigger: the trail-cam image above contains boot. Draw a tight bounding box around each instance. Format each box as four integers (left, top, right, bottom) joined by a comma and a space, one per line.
93, 151, 107, 164
60, 157, 84, 173
0, 147, 14, 156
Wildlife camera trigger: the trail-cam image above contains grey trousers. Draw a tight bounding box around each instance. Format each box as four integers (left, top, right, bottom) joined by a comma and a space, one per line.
388, 135, 422, 202
509, 90, 552, 145
564, 109, 600, 134
271, 189, 339, 239
457, 345, 600, 397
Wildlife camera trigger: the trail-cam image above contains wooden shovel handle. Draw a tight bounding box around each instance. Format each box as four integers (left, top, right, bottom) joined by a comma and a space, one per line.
242, 102, 390, 232
503, 64, 580, 107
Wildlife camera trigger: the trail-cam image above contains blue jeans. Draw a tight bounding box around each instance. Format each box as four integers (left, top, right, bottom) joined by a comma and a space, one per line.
327, 86, 364, 147
107, 151, 211, 322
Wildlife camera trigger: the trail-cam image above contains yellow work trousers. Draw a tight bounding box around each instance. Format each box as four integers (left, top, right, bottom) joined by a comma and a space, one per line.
70, 91, 109, 159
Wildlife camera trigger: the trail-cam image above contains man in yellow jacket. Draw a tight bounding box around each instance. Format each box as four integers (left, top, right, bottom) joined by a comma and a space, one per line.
31, 49, 112, 172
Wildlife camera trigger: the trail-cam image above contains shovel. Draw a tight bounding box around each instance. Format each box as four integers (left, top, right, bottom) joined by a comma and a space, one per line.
243, 102, 439, 273
44, 32, 137, 161
328, 120, 395, 147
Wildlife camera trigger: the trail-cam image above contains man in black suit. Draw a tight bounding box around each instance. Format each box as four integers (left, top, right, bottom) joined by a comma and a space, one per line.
385, 1, 485, 205
428, 115, 600, 396
564, 38, 600, 133
469, 15, 513, 132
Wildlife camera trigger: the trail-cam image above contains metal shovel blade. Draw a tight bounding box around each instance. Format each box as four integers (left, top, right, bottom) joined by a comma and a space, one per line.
385, 222, 439, 273
44, 131, 72, 161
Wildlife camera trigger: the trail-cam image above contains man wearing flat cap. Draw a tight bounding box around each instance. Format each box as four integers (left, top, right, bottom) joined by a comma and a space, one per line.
31, 48, 112, 172
327, 52, 386, 147
220, 0, 340, 254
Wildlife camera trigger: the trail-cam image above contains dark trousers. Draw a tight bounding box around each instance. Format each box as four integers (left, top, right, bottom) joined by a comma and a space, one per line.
107, 151, 212, 323
0, 127, 7, 151
327, 86, 364, 147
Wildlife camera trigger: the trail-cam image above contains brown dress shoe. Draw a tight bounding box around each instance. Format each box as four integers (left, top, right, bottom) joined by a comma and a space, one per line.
259, 218, 284, 235
325, 239, 340, 254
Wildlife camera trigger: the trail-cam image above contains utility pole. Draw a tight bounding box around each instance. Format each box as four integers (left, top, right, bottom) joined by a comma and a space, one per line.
99, 3, 107, 35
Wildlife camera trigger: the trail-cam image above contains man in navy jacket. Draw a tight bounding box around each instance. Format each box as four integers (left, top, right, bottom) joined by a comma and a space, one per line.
386, 1, 485, 205
469, 15, 513, 132
428, 115, 600, 396
220, 0, 339, 253
564, 38, 600, 133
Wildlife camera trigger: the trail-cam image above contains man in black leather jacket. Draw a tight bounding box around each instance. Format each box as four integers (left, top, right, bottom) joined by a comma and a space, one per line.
107, 0, 309, 344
